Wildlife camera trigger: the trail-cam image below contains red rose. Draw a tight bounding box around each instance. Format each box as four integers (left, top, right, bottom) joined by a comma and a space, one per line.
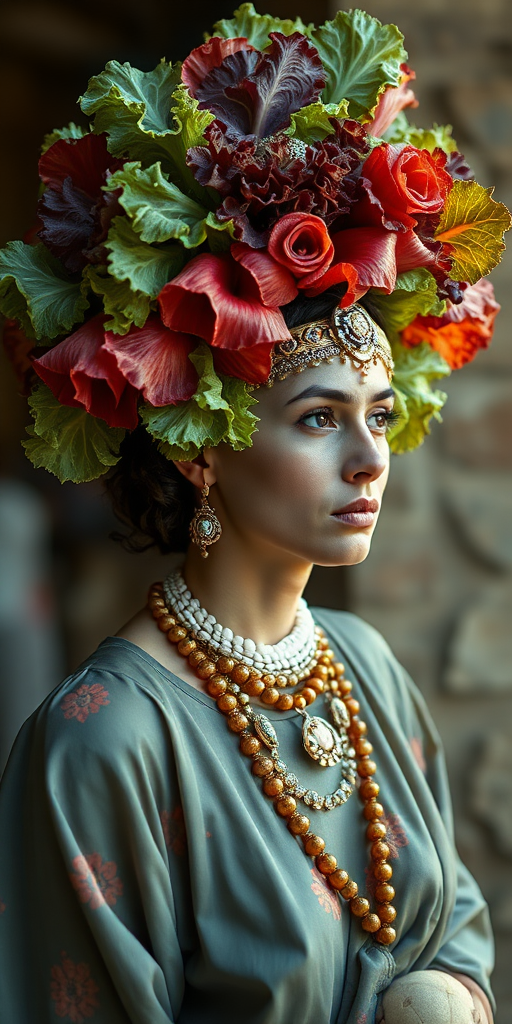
401, 278, 500, 369
158, 245, 297, 354
268, 213, 334, 287
360, 143, 453, 229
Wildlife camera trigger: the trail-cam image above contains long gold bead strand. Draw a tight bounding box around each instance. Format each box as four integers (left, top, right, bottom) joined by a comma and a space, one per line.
147, 584, 398, 946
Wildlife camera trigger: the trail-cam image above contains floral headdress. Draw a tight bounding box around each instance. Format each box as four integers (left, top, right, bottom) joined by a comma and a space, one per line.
1, 4, 510, 482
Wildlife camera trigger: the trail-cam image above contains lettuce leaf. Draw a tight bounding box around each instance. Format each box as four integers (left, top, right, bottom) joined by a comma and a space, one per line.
105, 162, 229, 248
141, 342, 258, 460
41, 122, 87, 155
211, 4, 310, 49
384, 112, 458, 154
84, 265, 152, 335
389, 342, 450, 453
311, 10, 406, 117
105, 216, 186, 297
369, 268, 445, 341
435, 180, 511, 284
23, 382, 125, 482
0, 241, 89, 340
80, 62, 212, 200
285, 100, 349, 143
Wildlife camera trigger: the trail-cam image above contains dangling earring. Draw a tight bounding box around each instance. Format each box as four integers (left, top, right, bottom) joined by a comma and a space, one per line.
189, 479, 222, 558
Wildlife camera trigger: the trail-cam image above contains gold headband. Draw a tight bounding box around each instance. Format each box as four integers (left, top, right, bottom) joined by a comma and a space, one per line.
266, 304, 394, 386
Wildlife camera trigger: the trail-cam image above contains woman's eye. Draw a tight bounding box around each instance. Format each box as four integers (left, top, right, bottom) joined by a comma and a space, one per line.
368, 409, 399, 432
299, 409, 337, 430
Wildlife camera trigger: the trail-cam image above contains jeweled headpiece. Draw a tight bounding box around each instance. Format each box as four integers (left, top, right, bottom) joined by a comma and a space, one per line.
0, 4, 509, 481
268, 305, 394, 386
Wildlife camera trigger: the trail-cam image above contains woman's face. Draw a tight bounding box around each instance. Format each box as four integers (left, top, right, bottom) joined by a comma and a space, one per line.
205, 356, 395, 568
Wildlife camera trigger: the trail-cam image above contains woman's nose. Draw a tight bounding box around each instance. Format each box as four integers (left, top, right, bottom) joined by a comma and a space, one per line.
340, 430, 389, 484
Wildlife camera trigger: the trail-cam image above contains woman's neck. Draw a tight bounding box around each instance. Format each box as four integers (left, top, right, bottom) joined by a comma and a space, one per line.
182, 539, 313, 645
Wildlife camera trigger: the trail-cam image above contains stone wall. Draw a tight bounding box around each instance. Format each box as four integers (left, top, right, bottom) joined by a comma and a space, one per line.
325, 1, 512, 1017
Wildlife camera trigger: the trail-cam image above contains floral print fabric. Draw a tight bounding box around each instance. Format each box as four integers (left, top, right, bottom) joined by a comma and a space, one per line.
0, 610, 494, 1023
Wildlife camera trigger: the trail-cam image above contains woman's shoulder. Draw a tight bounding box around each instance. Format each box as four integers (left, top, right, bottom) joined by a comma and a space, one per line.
10, 638, 179, 773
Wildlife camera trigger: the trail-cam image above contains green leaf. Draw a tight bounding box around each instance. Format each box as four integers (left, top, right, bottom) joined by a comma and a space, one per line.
435, 179, 512, 284
0, 241, 90, 341
105, 216, 186, 298
369, 269, 445, 342
285, 100, 350, 144
84, 265, 152, 335
141, 342, 259, 460
23, 382, 125, 482
311, 9, 406, 117
80, 61, 211, 199
389, 342, 450, 453
41, 121, 87, 155
106, 161, 216, 247
383, 112, 458, 155
212, 3, 310, 49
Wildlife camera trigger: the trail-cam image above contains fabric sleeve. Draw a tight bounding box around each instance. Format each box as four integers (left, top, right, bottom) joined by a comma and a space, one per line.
0, 665, 189, 1024
393, 660, 495, 1010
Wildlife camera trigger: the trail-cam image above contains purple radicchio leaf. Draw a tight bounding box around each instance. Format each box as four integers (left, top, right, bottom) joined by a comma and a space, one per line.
38, 178, 97, 273
195, 32, 326, 140
445, 151, 475, 182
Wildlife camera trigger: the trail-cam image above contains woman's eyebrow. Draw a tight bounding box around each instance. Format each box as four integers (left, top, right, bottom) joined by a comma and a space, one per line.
285, 385, 395, 406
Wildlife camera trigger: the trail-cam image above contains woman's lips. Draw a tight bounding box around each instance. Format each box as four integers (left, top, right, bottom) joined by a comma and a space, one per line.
331, 498, 380, 528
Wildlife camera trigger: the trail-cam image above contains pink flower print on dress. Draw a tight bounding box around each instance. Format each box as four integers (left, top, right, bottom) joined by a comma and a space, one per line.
50, 951, 99, 1023
70, 853, 123, 910
384, 813, 409, 860
61, 683, 110, 723
161, 806, 187, 856
410, 736, 427, 773
310, 867, 342, 920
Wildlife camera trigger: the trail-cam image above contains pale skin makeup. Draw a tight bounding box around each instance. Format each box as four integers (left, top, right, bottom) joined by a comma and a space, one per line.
117, 354, 492, 1024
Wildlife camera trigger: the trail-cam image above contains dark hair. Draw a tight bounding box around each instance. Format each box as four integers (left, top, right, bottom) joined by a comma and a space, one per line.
104, 287, 386, 553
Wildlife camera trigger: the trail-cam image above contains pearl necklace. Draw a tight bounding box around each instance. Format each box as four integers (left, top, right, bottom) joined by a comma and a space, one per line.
164, 569, 318, 677
148, 582, 398, 946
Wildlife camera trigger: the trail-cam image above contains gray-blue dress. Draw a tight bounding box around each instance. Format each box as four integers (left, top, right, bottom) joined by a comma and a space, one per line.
0, 608, 494, 1023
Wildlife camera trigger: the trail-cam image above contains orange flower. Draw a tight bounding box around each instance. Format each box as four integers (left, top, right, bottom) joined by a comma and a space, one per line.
60, 683, 110, 723
401, 278, 500, 369
70, 853, 123, 910
50, 951, 99, 1023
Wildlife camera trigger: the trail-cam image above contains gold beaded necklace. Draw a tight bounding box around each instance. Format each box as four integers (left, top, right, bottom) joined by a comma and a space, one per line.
148, 582, 397, 946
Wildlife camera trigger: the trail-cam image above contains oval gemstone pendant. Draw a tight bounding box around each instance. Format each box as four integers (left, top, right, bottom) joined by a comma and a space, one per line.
254, 714, 278, 752
301, 714, 347, 767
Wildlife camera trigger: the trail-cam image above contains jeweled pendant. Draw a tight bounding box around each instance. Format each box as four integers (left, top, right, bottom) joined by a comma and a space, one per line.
301, 714, 347, 766
330, 697, 350, 730
253, 714, 278, 751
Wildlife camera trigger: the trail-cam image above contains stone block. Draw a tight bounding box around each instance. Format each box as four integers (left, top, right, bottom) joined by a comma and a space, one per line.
471, 729, 512, 856
440, 466, 512, 569
445, 577, 512, 692
441, 374, 512, 470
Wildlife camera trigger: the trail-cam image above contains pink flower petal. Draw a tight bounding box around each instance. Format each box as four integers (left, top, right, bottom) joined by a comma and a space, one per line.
231, 242, 298, 306
213, 343, 274, 384
39, 133, 121, 196
103, 314, 198, 406
366, 64, 418, 139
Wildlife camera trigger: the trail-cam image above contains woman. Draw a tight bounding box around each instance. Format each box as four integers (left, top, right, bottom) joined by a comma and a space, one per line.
0, 6, 508, 1023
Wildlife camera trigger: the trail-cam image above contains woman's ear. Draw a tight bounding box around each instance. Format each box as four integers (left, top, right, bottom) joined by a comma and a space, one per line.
172, 454, 217, 490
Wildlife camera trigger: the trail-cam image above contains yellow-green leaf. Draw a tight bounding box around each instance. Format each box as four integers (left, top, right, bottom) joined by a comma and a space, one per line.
435, 180, 511, 285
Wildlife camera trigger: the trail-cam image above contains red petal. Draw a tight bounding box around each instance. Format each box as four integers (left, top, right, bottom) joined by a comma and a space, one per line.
103, 315, 198, 406
182, 37, 255, 97
33, 315, 139, 429
159, 251, 293, 350
231, 242, 298, 306
395, 230, 439, 273
213, 344, 274, 385
304, 228, 397, 303
38, 133, 122, 197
